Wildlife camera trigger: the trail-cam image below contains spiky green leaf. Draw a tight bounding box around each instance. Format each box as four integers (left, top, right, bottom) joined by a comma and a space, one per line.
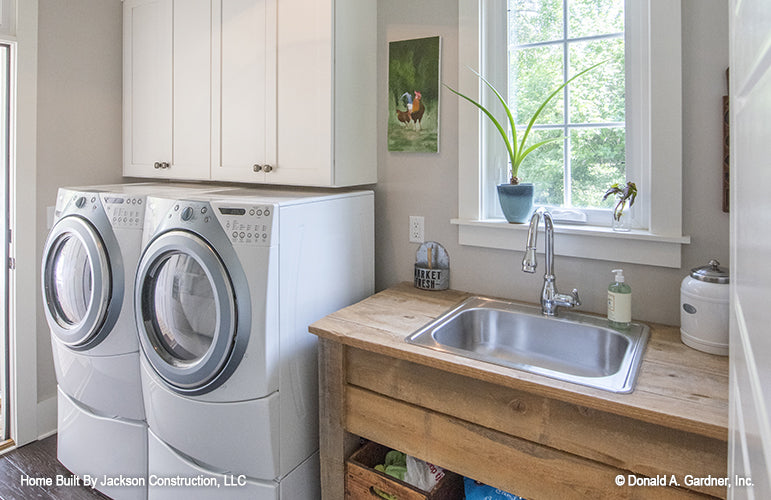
468, 68, 519, 161
443, 83, 516, 167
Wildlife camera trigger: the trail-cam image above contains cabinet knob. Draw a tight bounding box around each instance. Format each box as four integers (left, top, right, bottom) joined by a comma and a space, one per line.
253, 164, 263, 172
162, 162, 170, 169
154, 162, 161, 169
262, 164, 273, 173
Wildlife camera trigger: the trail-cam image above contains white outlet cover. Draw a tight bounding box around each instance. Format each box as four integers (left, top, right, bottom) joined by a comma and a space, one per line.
409, 216, 425, 243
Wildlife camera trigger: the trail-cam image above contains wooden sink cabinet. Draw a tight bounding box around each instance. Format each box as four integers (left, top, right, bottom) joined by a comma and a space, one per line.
310, 284, 729, 500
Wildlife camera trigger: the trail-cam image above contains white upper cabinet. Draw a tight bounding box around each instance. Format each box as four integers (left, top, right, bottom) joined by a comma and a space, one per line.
123, 0, 376, 187
123, 0, 172, 178
211, 0, 276, 183
275, 0, 376, 186
123, 0, 211, 180
172, 0, 212, 180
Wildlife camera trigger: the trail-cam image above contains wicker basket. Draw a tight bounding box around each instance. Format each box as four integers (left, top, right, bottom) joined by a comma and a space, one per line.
345, 442, 463, 500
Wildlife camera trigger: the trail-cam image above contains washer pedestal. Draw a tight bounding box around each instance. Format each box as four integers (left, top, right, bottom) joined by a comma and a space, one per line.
57, 387, 147, 500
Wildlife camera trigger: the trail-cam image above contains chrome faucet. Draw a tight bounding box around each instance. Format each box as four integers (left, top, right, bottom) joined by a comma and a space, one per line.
522, 207, 581, 316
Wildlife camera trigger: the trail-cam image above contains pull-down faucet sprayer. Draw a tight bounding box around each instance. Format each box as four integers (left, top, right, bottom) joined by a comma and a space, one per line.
522, 207, 581, 316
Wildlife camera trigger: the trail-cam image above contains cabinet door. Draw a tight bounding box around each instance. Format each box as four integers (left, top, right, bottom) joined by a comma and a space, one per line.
275, 0, 334, 186
124, 0, 211, 180
171, 0, 212, 180
211, 0, 276, 183
123, 0, 172, 177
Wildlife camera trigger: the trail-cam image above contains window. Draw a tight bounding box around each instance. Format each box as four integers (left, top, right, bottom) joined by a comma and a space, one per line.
454, 0, 688, 268
498, 0, 625, 224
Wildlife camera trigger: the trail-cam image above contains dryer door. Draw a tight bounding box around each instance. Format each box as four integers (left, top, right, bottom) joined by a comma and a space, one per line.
136, 230, 239, 393
41, 215, 115, 349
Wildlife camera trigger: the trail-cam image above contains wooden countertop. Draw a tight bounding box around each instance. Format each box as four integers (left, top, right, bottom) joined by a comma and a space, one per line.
310, 283, 728, 441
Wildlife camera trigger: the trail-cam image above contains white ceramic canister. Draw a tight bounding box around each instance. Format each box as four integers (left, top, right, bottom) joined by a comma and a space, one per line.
680, 259, 729, 356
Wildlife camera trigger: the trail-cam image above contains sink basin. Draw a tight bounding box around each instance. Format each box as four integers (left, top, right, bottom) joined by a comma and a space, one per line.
406, 296, 649, 393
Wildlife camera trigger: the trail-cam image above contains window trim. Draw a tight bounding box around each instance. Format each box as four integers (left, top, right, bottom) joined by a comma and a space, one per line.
456, 0, 688, 268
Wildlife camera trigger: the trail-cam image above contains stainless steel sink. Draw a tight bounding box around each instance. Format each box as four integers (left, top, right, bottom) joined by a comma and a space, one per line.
406, 296, 649, 393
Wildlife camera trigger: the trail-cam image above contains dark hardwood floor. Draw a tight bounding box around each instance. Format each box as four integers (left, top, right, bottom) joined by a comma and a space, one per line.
0, 435, 109, 500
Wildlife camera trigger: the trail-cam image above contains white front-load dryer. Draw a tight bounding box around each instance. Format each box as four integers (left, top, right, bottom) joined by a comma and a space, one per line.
134, 188, 374, 499
41, 182, 223, 500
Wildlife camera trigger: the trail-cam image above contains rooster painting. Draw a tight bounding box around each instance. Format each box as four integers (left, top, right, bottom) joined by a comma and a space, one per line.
388, 36, 441, 152
401, 92, 414, 113
411, 91, 425, 130
396, 91, 426, 130
396, 92, 414, 127
396, 108, 412, 127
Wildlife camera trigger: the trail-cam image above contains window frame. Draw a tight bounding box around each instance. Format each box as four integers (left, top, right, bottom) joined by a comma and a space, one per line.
454, 0, 689, 268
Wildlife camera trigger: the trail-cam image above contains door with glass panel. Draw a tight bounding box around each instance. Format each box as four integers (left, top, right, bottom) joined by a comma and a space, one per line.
135, 230, 238, 394
41, 216, 114, 350
0, 41, 11, 443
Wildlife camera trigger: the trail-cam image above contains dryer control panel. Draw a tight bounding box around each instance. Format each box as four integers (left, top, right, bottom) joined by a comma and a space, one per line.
217, 204, 275, 246
101, 194, 145, 229
167, 200, 275, 246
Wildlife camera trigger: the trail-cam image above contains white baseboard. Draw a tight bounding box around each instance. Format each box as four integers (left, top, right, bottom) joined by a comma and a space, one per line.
36, 394, 57, 440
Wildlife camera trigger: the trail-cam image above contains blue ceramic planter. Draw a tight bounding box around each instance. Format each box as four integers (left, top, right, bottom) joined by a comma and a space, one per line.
497, 183, 535, 223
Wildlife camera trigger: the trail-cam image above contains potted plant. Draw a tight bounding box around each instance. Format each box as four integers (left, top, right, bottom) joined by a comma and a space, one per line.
445, 61, 605, 223
602, 181, 637, 231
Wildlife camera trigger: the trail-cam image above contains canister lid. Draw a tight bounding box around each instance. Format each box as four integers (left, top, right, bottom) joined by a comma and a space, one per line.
690, 259, 729, 284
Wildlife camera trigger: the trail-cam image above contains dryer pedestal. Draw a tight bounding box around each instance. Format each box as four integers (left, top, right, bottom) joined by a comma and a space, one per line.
147, 429, 319, 500
141, 360, 281, 480
57, 387, 147, 500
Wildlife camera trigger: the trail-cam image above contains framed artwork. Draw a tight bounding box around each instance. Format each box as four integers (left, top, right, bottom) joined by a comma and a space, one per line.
387, 36, 441, 153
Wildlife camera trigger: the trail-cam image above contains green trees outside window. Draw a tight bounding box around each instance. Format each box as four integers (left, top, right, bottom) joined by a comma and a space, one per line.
508, 0, 626, 209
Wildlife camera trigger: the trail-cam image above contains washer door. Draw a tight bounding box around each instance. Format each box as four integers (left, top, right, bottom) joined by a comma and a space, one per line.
136, 230, 238, 393
42, 216, 114, 349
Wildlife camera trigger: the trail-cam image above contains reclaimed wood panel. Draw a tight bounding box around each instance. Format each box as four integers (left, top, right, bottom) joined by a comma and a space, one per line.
346, 348, 727, 498
318, 339, 359, 500
345, 386, 716, 500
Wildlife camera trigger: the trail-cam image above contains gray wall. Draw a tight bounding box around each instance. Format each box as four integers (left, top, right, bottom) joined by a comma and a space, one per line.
29, 0, 728, 402
35, 0, 124, 402
376, 0, 729, 326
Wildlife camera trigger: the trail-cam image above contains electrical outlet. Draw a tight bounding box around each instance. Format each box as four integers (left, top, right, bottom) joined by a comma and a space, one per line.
409, 216, 425, 243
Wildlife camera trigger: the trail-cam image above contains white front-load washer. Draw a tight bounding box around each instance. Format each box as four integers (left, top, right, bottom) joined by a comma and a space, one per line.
134, 188, 374, 499
41, 182, 224, 500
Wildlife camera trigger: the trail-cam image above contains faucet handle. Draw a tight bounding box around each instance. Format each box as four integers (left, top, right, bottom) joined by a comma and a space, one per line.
571, 288, 581, 306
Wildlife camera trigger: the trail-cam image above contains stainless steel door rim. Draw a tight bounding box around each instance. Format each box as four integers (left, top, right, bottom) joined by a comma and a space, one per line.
41, 215, 123, 350
135, 229, 248, 395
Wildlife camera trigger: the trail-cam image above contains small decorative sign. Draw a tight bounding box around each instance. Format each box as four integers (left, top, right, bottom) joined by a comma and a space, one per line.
414, 241, 449, 291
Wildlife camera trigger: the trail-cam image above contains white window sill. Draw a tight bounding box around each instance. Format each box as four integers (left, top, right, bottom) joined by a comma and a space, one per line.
451, 218, 690, 268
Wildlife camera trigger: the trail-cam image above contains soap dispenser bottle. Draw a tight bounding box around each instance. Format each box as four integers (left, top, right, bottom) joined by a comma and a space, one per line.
608, 269, 632, 328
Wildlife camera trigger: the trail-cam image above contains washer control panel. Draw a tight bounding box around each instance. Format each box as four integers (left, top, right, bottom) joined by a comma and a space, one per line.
102, 194, 145, 229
